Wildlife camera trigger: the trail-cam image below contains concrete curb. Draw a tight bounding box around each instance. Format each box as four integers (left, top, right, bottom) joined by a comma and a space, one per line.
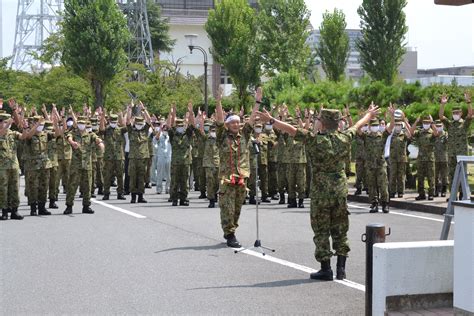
347, 194, 446, 215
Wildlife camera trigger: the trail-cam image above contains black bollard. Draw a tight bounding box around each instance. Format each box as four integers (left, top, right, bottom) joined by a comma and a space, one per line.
361, 224, 390, 316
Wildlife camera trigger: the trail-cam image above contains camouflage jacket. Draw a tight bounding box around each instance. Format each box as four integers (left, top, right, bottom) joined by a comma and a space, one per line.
56, 132, 72, 160
354, 133, 366, 161
389, 131, 409, 163
127, 124, 151, 159
285, 135, 307, 164
202, 132, 220, 168
264, 130, 278, 163
441, 117, 472, 156
192, 133, 205, 159
25, 132, 54, 171
362, 131, 389, 168
169, 126, 194, 165
413, 129, 435, 162
434, 132, 448, 163
101, 126, 127, 161
46, 135, 59, 168
0, 130, 21, 170
68, 129, 100, 171
295, 127, 356, 200
216, 122, 252, 180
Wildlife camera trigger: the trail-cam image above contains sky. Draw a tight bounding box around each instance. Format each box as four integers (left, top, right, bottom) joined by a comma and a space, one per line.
1, 0, 473, 69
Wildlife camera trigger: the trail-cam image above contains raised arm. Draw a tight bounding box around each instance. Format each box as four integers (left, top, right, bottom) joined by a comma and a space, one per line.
187, 101, 195, 127
353, 103, 381, 131
409, 117, 420, 136
215, 87, 224, 123
386, 103, 395, 134
439, 94, 448, 120
429, 115, 439, 137
248, 87, 263, 125
257, 109, 297, 137
140, 101, 152, 126
465, 91, 473, 119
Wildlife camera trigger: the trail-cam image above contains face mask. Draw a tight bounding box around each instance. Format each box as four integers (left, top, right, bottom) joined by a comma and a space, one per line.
437, 127, 443, 132
265, 124, 273, 131
66, 120, 73, 127
196, 124, 201, 129
379, 126, 386, 132
209, 132, 216, 138
110, 123, 117, 129
370, 126, 379, 133
423, 124, 431, 130
162, 131, 168, 136
254, 128, 262, 134
155, 127, 161, 133
453, 114, 461, 121
176, 127, 185, 134
362, 126, 368, 132
394, 126, 402, 133
36, 125, 44, 132
92, 125, 99, 131
86, 127, 92, 133
135, 124, 145, 130
77, 124, 86, 131
204, 126, 210, 132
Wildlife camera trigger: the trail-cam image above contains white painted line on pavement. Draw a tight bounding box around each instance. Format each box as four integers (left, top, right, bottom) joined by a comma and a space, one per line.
348, 203, 447, 223
91, 199, 147, 219
239, 248, 365, 292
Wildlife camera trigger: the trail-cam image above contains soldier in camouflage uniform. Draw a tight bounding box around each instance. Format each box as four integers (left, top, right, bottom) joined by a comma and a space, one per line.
434, 120, 448, 197
386, 107, 412, 198
91, 117, 104, 195
44, 120, 60, 209
215, 88, 258, 248
264, 121, 279, 200
64, 117, 104, 214
56, 117, 73, 194
201, 120, 220, 208
361, 118, 389, 213
410, 116, 438, 200
276, 128, 288, 204
100, 114, 127, 201
192, 120, 207, 199
439, 94, 473, 198
258, 105, 379, 281
168, 102, 195, 206
248, 123, 271, 204
286, 119, 306, 208
354, 124, 367, 195
0, 112, 25, 220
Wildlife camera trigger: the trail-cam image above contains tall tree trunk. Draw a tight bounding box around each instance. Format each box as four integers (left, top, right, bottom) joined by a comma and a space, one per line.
91, 78, 104, 109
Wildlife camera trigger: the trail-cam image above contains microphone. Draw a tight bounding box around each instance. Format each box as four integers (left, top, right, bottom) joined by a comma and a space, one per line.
252, 140, 260, 154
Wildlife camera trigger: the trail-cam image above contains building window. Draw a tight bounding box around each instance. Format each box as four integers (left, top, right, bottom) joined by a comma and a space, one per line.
220, 68, 232, 85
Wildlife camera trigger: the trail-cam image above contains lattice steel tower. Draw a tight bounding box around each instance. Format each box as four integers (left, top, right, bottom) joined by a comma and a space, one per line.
11, 0, 63, 71
117, 0, 154, 69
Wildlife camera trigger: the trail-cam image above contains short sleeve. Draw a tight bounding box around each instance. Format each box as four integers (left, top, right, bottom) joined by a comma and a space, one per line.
342, 126, 357, 140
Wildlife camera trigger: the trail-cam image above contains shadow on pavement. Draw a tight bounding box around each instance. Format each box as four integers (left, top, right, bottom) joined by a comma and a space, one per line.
187, 278, 314, 290
154, 243, 226, 253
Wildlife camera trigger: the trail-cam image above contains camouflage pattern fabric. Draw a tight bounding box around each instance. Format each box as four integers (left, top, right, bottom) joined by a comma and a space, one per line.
417, 161, 435, 196
205, 167, 219, 199
170, 164, 190, 200
0, 130, 21, 209
219, 182, 247, 236
103, 160, 125, 195
129, 158, 147, 194
286, 163, 306, 199
389, 162, 406, 195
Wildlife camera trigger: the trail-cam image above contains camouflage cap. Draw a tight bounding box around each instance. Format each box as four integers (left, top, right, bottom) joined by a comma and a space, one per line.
44, 120, 53, 130
135, 116, 145, 123
0, 109, 6, 114
33, 115, 43, 122
452, 107, 462, 113
204, 119, 213, 127
90, 117, 98, 123
320, 109, 342, 122
422, 116, 432, 123
435, 119, 443, 126
369, 118, 379, 126
254, 123, 263, 128
0, 113, 11, 120
109, 114, 119, 122
175, 118, 184, 126
394, 117, 403, 123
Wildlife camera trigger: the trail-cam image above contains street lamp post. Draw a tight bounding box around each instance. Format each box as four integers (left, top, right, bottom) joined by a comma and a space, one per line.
185, 34, 208, 114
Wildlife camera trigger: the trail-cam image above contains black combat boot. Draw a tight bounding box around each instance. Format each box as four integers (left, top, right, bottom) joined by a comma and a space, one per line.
30, 203, 38, 216
63, 205, 73, 215
225, 233, 241, 248
117, 193, 126, 200
208, 199, 215, 208
97, 187, 104, 195
261, 195, 271, 203
131, 193, 137, 203
336, 256, 347, 280
415, 193, 426, 201
137, 194, 147, 203
441, 186, 447, 197
49, 199, 58, 209
279, 194, 285, 205
298, 199, 305, 208
398, 193, 403, 198
38, 203, 51, 216
381, 202, 389, 213
179, 199, 189, 206
434, 186, 440, 197
1, 209, 8, 220
145, 183, 151, 189
354, 188, 362, 196
82, 205, 94, 214
310, 260, 333, 281
90, 191, 97, 198
428, 195, 434, 201
389, 193, 395, 199
287, 198, 297, 208
249, 196, 259, 205
10, 208, 24, 220
102, 194, 110, 201
172, 200, 178, 206
369, 203, 378, 213
198, 192, 207, 199
271, 194, 279, 201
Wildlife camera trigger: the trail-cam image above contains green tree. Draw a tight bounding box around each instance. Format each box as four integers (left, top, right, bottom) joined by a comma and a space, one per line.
316, 9, 350, 82
62, 0, 130, 108
356, 0, 408, 84
258, 0, 311, 76
147, 1, 175, 58
205, 0, 261, 105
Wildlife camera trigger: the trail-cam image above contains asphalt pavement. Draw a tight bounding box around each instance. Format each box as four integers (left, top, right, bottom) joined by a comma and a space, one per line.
0, 179, 453, 315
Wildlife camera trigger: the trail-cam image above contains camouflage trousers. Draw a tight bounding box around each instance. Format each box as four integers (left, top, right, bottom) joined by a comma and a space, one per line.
278, 163, 288, 195
345, 154, 352, 175
48, 166, 58, 201
170, 164, 190, 201
311, 196, 350, 262
389, 161, 406, 195
306, 163, 312, 197
192, 157, 205, 192
268, 162, 278, 196
219, 181, 247, 236
0, 168, 20, 209
66, 167, 91, 207
26, 168, 50, 205
448, 155, 460, 192
57, 159, 71, 191
205, 167, 219, 200
287, 163, 306, 199
145, 156, 153, 185
417, 160, 435, 196
367, 166, 388, 204
435, 161, 448, 193
94, 158, 104, 192
355, 159, 366, 190
129, 158, 147, 194
103, 160, 124, 195
248, 164, 268, 197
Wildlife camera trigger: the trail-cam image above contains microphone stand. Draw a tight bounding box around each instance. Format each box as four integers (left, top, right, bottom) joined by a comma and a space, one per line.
235, 140, 275, 256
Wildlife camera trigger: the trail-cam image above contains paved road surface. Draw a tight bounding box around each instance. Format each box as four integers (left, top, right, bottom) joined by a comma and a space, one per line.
1, 180, 453, 315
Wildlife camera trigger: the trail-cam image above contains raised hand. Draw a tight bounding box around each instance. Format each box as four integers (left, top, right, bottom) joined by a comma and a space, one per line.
464, 91, 472, 103
255, 87, 263, 103
440, 94, 448, 104
256, 109, 272, 122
